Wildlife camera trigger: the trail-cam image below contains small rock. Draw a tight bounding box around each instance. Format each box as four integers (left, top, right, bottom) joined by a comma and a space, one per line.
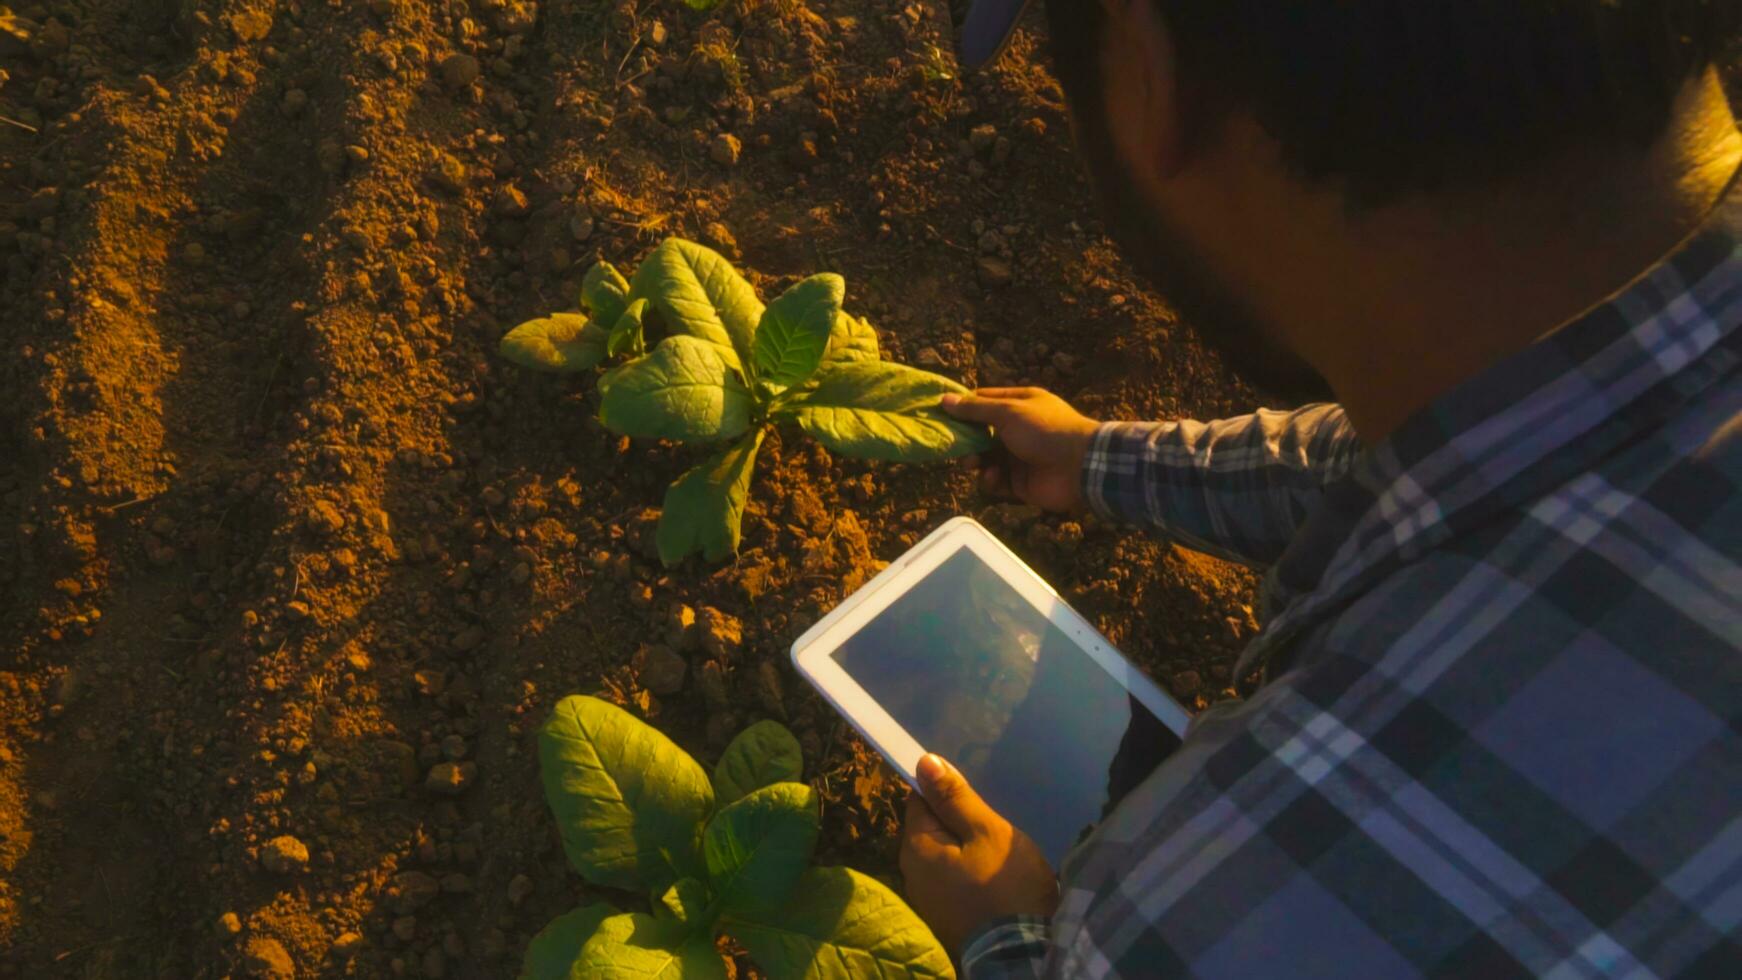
990, 136, 1013, 168
332, 931, 365, 958
495, 0, 539, 35
316, 140, 346, 175
493, 184, 529, 217
1172, 670, 1202, 698
306, 501, 346, 536
698, 660, 729, 711
507, 873, 534, 908
440, 872, 473, 894
260, 835, 309, 874
281, 88, 308, 118
431, 153, 468, 194
632, 644, 687, 696
440, 734, 468, 760
968, 123, 998, 153
389, 870, 442, 913
709, 132, 742, 167
414, 669, 447, 696
755, 661, 786, 719
22, 187, 58, 221
665, 604, 698, 653
439, 53, 480, 90
643, 20, 667, 46
1054, 521, 1084, 552
450, 625, 485, 653
392, 915, 418, 942
509, 562, 531, 584
697, 607, 742, 661
228, 11, 274, 42
425, 761, 477, 796
242, 936, 295, 978
216, 911, 243, 936
976, 256, 1013, 287
702, 221, 738, 259
569, 207, 595, 241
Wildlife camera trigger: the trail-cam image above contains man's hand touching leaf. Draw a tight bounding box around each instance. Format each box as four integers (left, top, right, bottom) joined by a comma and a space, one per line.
939, 387, 1101, 513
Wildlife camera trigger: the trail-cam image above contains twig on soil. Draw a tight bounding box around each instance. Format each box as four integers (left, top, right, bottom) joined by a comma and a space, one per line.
97, 493, 161, 515
0, 113, 37, 134
52, 934, 135, 963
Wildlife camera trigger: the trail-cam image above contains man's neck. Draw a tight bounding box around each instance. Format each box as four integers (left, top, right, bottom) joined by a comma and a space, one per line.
1253, 73, 1742, 443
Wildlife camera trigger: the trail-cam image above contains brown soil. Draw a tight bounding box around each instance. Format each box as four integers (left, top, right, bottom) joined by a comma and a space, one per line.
0, 1, 1258, 976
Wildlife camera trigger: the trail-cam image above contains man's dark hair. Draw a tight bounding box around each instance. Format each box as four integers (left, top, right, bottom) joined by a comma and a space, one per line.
1044, 0, 1742, 203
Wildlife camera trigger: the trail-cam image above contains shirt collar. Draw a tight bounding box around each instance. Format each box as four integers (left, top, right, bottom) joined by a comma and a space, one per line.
1238, 178, 1742, 677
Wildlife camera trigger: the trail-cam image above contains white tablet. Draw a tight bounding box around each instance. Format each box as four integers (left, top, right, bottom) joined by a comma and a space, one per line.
792, 517, 1191, 864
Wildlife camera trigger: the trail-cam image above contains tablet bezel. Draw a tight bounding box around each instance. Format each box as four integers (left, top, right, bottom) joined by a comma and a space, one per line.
790, 516, 1192, 789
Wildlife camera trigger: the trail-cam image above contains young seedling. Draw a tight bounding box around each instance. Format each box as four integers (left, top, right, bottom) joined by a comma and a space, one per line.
501, 238, 992, 565
524, 695, 953, 979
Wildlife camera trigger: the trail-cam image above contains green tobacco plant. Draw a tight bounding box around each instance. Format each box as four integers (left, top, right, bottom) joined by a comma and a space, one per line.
525, 695, 953, 979
500, 238, 992, 565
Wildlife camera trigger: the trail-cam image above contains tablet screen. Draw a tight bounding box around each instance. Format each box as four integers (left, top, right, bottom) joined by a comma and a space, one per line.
829, 545, 1181, 864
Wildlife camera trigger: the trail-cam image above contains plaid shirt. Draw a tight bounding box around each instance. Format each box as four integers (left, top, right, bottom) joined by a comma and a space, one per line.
960, 186, 1742, 978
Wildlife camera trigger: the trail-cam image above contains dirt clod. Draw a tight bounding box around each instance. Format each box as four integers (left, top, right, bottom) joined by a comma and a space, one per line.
260, 835, 310, 874
633, 644, 687, 696
439, 53, 480, 90
424, 761, 477, 796
666, 603, 698, 653
242, 935, 296, 978
389, 871, 442, 913
698, 606, 742, 661
710, 132, 742, 167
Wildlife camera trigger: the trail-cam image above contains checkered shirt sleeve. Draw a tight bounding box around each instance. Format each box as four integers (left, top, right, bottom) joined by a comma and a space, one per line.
1080, 405, 1362, 567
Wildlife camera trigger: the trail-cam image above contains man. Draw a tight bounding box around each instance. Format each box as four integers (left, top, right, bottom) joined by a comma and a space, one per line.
901, 1, 1742, 976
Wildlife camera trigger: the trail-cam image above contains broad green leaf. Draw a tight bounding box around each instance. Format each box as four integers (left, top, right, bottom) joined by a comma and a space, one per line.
629, 238, 762, 374
727, 867, 954, 979
777, 361, 993, 462
656, 429, 764, 566
713, 721, 803, 805
576, 912, 728, 979
500, 313, 608, 373
521, 903, 615, 980
752, 274, 844, 388
658, 878, 710, 927
538, 695, 714, 893
703, 782, 819, 919
610, 298, 649, 358
599, 336, 753, 444
823, 312, 880, 366
584, 261, 631, 325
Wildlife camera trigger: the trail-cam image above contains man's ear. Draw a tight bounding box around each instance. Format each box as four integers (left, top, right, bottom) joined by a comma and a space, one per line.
1099, 0, 1187, 179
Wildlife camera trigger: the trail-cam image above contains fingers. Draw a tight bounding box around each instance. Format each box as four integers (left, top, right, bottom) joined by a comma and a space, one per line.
938, 393, 1014, 425
971, 387, 1044, 400
900, 791, 958, 875
916, 754, 1000, 839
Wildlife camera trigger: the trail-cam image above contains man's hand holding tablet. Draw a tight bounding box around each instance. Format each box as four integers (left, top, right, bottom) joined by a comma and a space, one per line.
899, 753, 1060, 953
790, 517, 1192, 950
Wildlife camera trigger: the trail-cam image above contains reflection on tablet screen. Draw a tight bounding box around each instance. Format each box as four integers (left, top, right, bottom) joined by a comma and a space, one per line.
830, 546, 1180, 865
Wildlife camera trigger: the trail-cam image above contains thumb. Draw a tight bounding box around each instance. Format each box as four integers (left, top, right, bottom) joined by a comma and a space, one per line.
916, 754, 998, 839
